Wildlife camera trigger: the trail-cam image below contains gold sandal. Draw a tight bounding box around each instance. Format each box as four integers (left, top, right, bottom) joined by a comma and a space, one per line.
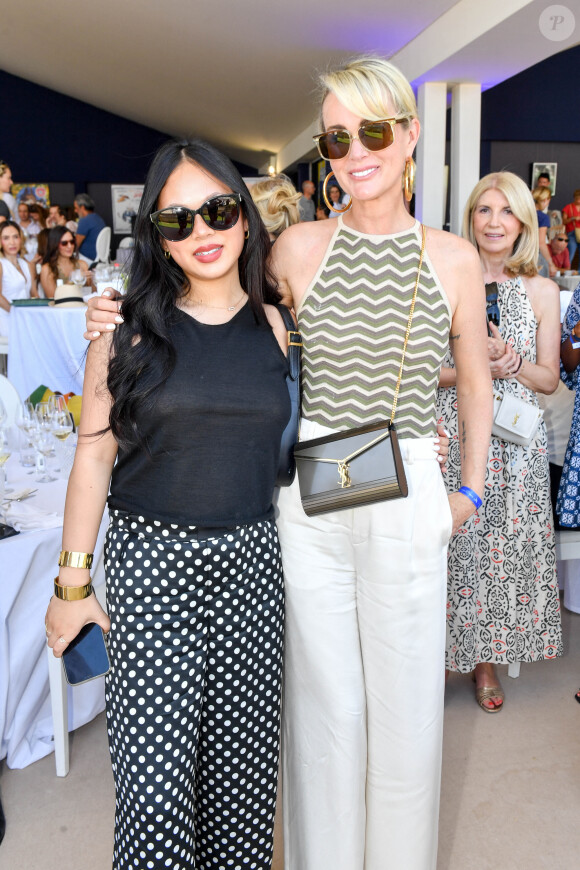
473, 674, 505, 713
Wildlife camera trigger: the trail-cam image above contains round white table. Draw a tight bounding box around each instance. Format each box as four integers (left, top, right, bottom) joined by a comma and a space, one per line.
0, 449, 107, 768
7, 306, 89, 401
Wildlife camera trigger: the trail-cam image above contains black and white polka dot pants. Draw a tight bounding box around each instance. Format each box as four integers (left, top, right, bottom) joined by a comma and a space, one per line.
104, 511, 284, 870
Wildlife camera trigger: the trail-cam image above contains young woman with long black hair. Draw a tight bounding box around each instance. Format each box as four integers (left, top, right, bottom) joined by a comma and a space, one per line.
84, 56, 481, 870
45, 139, 291, 870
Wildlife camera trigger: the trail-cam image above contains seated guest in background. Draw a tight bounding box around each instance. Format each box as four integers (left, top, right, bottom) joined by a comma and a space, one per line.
297, 179, 316, 222
16, 201, 34, 234
73, 193, 105, 263
40, 226, 90, 298
315, 205, 329, 220
549, 233, 575, 273
47, 204, 67, 227
0, 200, 10, 224
251, 174, 301, 242
326, 182, 346, 217
563, 189, 580, 267
533, 185, 557, 277
537, 171, 551, 190
0, 221, 37, 335
17, 201, 43, 262
0, 161, 16, 219
35, 228, 49, 270
28, 202, 47, 230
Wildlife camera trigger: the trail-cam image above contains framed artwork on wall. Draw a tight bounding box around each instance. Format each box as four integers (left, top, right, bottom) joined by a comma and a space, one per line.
111, 185, 143, 234
12, 183, 50, 208
531, 162, 557, 195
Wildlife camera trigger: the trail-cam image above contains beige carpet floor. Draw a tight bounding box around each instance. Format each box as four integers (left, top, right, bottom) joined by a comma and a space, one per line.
1, 606, 578, 870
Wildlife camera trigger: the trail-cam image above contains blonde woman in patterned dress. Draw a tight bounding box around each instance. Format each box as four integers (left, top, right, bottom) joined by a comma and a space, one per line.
84, 57, 493, 870
437, 171, 563, 712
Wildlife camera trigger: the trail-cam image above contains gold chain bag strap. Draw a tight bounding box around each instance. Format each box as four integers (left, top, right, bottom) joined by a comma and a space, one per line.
294, 224, 426, 517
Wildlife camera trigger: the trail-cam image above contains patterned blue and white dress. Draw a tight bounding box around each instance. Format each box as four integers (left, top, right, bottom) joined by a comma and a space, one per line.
556, 282, 580, 526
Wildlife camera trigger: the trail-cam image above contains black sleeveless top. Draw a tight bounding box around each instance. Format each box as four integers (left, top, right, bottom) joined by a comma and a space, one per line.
108, 302, 290, 526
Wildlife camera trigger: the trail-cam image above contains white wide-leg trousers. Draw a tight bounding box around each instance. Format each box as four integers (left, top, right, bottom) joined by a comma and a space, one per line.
276, 420, 452, 870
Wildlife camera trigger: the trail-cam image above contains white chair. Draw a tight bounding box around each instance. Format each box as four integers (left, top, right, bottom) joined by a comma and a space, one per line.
94, 226, 111, 265
0, 373, 20, 425
47, 580, 107, 777
118, 237, 133, 249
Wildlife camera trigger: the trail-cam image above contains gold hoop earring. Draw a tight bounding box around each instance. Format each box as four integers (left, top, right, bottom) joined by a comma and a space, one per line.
323, 172, 352, 214
164, 249, 171, 259
403, 158, 415, 203
244, 230, 249, 240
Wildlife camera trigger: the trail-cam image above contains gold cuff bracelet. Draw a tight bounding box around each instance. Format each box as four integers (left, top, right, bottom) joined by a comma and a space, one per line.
58, 550, 94, 569
54, 578, 94, 601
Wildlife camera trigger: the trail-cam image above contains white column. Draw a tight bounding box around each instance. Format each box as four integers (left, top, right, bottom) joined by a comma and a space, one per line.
449, 83, 481, 236
415, 82, 447, 230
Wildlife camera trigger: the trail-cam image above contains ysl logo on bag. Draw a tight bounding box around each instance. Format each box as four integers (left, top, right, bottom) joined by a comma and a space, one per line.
337, 461, 352, 488
512, 412, 520, 426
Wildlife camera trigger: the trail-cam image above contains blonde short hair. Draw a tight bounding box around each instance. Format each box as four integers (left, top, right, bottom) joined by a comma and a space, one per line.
250, 174, 301, 239
532, 185, 551, 206
463, 172, 539, 277
318, 55, 417, 125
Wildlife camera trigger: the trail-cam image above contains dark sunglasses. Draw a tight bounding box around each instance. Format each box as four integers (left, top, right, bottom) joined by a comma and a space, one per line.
556, 237, 568, 242
313, 117, 410, 161
150, 193, 242, 242
59, 239, 75, 246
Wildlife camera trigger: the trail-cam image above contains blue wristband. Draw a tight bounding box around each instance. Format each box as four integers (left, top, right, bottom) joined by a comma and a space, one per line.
458, 486, 482, 511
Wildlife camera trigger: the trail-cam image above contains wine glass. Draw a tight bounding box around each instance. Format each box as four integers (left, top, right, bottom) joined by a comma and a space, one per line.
0, 429, 11, 468
15, 400, 36, 434
31, 427, 57, 482
52, 409, 74, 442
36, 401, 51, 427
0, 429, 13, 492
71, 268, 86, 289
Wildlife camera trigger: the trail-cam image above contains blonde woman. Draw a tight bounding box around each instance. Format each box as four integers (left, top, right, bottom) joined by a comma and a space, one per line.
250, 174, 301, 241
437, 171, 562, 711
85, 56, 491, 870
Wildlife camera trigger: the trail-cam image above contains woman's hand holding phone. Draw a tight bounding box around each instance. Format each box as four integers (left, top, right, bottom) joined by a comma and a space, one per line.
45, 590, 110, 659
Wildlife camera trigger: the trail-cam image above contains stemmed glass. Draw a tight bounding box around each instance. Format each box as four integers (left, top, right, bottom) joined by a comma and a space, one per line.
0, 429, 13, 493
15, 400, 36, 435
71, 268, 86, 289
52, 408, 74, 442
31, 426, 57, 482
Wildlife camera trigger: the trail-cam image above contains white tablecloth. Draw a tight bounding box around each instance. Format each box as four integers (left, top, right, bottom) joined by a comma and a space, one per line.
7, 307, 88, 400
554, 275, 580, 293
0, 452, 108, 768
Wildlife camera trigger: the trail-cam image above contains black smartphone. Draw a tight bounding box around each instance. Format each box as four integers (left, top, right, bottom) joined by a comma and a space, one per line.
62, 623, 110, 686
485, 281, 501, 335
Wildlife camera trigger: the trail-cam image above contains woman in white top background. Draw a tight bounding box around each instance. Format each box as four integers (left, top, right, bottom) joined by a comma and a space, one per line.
0, 220, 37, 336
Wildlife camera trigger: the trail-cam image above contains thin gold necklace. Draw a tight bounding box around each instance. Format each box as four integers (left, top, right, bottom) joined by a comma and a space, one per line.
186, 293, 246, 312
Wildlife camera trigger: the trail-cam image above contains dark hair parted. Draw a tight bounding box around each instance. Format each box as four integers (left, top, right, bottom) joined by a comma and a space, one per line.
107, 138, 280, 450
42, 226, 79, 278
